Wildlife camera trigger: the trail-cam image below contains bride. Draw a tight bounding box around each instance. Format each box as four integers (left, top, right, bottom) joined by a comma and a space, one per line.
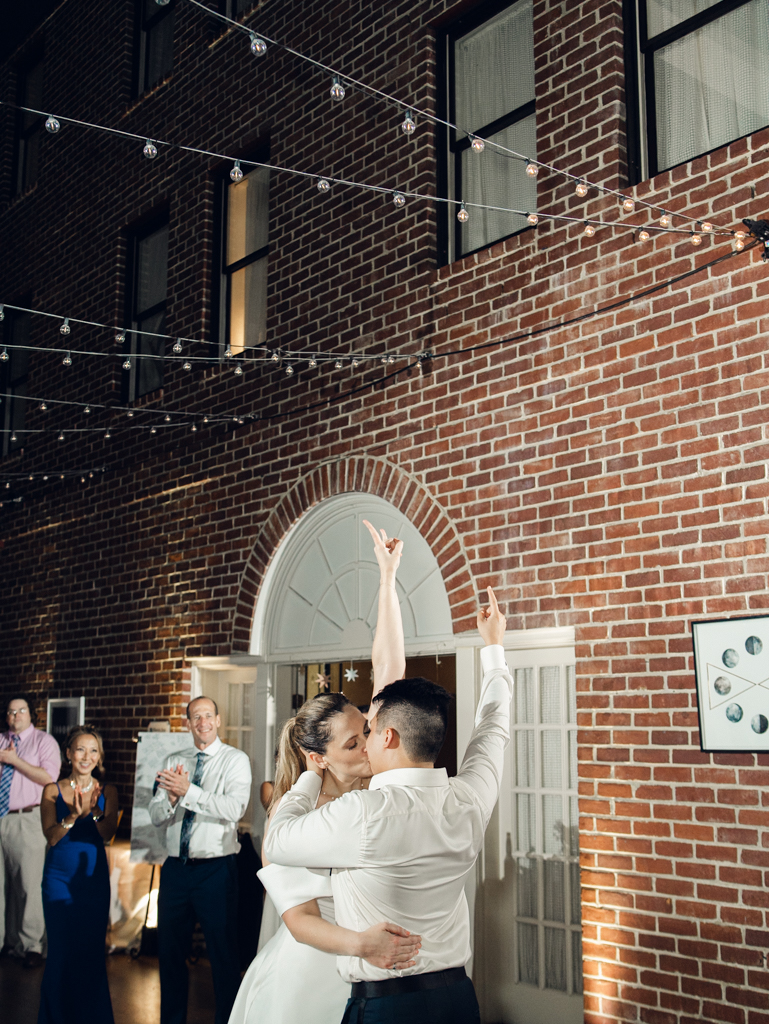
228, 520, 416, 1024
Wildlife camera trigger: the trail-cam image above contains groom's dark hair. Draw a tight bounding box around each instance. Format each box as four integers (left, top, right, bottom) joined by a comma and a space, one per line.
371, 678, 452, 763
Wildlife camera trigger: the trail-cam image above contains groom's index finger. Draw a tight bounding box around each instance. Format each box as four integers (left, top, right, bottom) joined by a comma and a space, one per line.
486, 586, 500, 613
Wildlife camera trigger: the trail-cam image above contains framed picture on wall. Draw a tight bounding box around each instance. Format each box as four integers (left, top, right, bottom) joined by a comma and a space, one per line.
46, 697, 85, 748
691, 615, 769, 752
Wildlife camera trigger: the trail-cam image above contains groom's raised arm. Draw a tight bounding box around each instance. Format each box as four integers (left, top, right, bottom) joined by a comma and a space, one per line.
264, 772, 368, 869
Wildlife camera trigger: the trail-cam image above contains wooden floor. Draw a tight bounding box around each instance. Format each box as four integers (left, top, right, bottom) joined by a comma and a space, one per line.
0, 951, 217, 1024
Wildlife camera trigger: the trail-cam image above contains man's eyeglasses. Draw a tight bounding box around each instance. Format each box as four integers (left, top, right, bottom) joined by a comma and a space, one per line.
7, 709, 29, 717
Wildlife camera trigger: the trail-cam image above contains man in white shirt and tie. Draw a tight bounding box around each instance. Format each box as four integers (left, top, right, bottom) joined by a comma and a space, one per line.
149, 696, 252, 1024
265, 587, 511, 1023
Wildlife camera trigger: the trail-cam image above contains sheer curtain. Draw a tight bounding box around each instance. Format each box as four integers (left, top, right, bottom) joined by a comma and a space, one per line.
653, 0, 769, 171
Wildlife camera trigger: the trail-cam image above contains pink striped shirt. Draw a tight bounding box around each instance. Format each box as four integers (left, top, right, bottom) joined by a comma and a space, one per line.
0, 725, 61, 810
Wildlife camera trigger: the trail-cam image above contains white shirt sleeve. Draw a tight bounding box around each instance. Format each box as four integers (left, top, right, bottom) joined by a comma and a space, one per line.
264, 772, 366, 869
179, 750, 252, 822
455, 644, 513, 821
149, 756, 175, 825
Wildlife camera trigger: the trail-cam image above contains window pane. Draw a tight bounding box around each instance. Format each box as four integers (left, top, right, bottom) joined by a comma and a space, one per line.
516, 792, 535, 852
518, 921, 538, 985
566, 664, 576, 722
227, 167, 269, 266
515, 667, 534, 723
570, 861, 582, 925
542, 794, 564, 855
653, 1, 769, 172
137, 225, 168, 315
146, 12, 174, 89
135, 309, 165, 395
569, 796, 579, 855
516, 729, 534, 787
458, 112, 537, 255
544, 927, 567, 991
646, 0, 723, 37
572, 930, 584, 994
540, 666, 561, 723
517, 856, 538, 917
229, 255, 267, 354
228, 683, 241, 727
543, 860, 565, 922
454, 0, 534, 133
568, 730, 578, 790
541, 730, 561, 789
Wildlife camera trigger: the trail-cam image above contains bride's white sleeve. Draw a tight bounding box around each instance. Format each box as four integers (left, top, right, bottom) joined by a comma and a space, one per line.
257, 862, 333, 918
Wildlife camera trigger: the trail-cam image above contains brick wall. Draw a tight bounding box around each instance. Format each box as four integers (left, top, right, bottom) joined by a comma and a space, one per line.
2, 1, 769, 1020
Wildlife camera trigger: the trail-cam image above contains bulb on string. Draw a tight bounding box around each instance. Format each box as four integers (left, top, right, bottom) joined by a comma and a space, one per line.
58, 432, 64, 441
659, 213, 671, 228
40, 402, 47, 411
622, 198, 635, 213
234, 363, 243, 376
203, 416, 209, 424
401, 111, 416, 136
230, 161, 243, 183
164, 414, 171, 422
150, 426, 157, 435
334, 358, 343, 370
225, 345, 232, 359
104, 429, 111, 439
638, 229, 650, 241
62, 352, 72, 366
84, 405, 91, 414
285, 364, 294, 376
172, 339, 183, 354
583, 222, 595, 237
701, 221, 713, 232
527, 213, 539, 225
351, 357, 360, 369
45, 115, 60, 134
183, 360, 192, 370
143, 140, 158, 159
733, 231, 746, 251
308, 357, 317, 369
690, 232, 702, 246
525, 161, 539, 177
115, 330, 125, 343
60, 318, 70, 335
123, 358, 131, 370
0, 349, 7, 362
0, 305, 4, 320
317, 177, 331, 193
330, 78, 345, 101
575, 181, 588, 198
380, 355, 388, 364
457, 202, 469, 223
393, 191, 406, 208
250, 33, 267, 56
387, 355, 394, 365
10, 433, 16, 442
191, 423, 197, 432
271, 350, 281, 363
471, 136, 485, 153
127, 410, 134, 418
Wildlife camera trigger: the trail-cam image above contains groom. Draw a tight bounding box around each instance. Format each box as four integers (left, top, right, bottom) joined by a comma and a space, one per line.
265, 585, 511, 1023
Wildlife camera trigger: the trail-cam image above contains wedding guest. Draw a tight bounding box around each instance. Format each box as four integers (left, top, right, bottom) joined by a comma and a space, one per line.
0, 695, 61, 968
38, 726, 119, 1024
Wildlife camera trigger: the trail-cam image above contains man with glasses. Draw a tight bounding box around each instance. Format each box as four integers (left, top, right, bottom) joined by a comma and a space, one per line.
0, 695, 61, 968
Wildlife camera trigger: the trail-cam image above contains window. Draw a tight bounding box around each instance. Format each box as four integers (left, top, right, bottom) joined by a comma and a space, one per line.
218, 0, 253, 16
135, 0, 174, 95
217, 163, 269, 356
14, 56, 44, 195
123, 220, 168, 402
630, 0, 769, 179
1, 311, 31, 456
437, 0, 536, 263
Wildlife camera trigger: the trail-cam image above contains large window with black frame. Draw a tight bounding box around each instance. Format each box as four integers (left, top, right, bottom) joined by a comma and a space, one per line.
0, 311, 31, 457
437, 0, 536, 263
123, 220, 169, 403
218, 0, 254, 17
217, 161, 269, 358
627, 0, 769, 181
135, 0, 175, 96
14, 55, 44, 196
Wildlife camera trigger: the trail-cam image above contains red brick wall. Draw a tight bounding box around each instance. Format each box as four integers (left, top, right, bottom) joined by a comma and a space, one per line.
2, 1, 769, 1020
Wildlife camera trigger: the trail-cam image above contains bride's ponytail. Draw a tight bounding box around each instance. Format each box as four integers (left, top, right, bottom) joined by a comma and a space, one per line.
268, 692, 351, 812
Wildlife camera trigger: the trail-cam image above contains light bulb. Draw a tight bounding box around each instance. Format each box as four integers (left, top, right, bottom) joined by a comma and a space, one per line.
123, 358, 131, 370
164, 414, 171, 422
0, 305, 4, 320
250, 33, 267, 56
638, 229, 650, 241
393, 191, 406, 208
10, 433, 16, 442
471, 136, 485, 153
702, 221, 713, 232
230, 161, 243, 183
172, 339, 183, 354
127, 410, 134, 418
40, 402, 47, 411
271, 350, 280, 363
735, 230, 746, 240
334, 358, 343, 370
115, 330, 125, 343
308, 357, 317, 368
575, 181, 588, 198
183, 360, 192, 370
1, 349, 8, 362
401, 111, 416, 136
60, 318, 71, 335
583, 222, 595, 237
225, 345, 232, 359
84, 405, 91, 414
58, 432, 64, 441
317, 177, 331, 192
387, 355, 394, 365
330, 78, 345, 101
150, 426, 157, 434
527, 213, 539, 225
285, 364, 294, 376
734, 235, 746, 251
203, 416, 209, 424
191, 423, 197, 432
457, 202, 469, 223
105, 430, 111, 439
143, 139, 158, 159
234, 363, 243, 376
351, 358, 359, 369
62, 352, 72, 366
45, 115, 60, 134
380, 355, 388, 364
659, 213, 671, 228
690, 232, 702, 245
28, 475, 33, 481
525, 161, 538, 177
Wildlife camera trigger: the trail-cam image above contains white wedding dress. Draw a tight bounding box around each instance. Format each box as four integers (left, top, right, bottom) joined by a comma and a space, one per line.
227, 861, 349, 1024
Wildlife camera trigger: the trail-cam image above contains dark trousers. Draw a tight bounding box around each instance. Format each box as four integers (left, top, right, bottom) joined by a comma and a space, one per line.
341, 975, 481, 1024
158, 855, 241, 1024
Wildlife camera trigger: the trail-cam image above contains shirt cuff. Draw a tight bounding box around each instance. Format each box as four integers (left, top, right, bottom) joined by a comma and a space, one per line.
291, 772, 323, 800
180, 783, 202, 811
480, 644, 507, 672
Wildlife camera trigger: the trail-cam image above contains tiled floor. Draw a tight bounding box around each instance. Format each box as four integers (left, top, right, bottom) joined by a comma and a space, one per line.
1, 951, 216, 1024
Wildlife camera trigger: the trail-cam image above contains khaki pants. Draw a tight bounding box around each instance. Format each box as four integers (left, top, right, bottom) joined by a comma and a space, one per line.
0, 805, 47, 955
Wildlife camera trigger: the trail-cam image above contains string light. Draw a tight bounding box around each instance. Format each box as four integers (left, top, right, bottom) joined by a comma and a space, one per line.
457, 202, 469, 223
622, 198, 635, 213
351, 357, 360, 369
317, 177, 331, 192
471, 136, 485, 153
0, 350, 8, 362
525, 161, 539, 177
58, 432, 64, 441
330, 78, 345, 101
164, 414, 171, 422
527, 213, 538, 225
393, 191, 406, 208
230, 160, 243, 183
249, 33, 267, 57
638, 229, 650, 241
583, 222, 595, 237
334, 358, 343, 369
183, 360, 192, 370
172, 339, 183, 354
659, 213, 671, 229
401, 111, 416, 136
380, 355, 389, 364
190, 423, 197, 432
224, 345, 232, 358
285, 364, 294, 376
10, 432, 16, 442
84, 405, 91, 414
734, 231, 746, 251
143, 139, 158, 159
115, 330, 125, 343
308, 357, 317, 368
45, 115, 60, 134
270, 350, 280, 363
690, 232, 702, 246
60, 318, 70, 335
702, 221, 713, 232
40, 402, 47, 411
62, 352, 72, 366
150, 426, 157, 434
575, 181, 588, 198
233, 362, 243, 375
123, 358, 131, 369
105, 429, 111, 439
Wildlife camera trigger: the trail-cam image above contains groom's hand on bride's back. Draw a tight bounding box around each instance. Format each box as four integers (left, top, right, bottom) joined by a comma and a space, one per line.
357, 921, 422, 970
477, 586, 506, 646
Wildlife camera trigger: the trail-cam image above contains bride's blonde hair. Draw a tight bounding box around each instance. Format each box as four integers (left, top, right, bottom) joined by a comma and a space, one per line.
269, 693, 351, 812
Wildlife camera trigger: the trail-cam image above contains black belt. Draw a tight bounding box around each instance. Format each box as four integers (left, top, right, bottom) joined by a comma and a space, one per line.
350, 966, 467, 1000
6, 806, 37, 814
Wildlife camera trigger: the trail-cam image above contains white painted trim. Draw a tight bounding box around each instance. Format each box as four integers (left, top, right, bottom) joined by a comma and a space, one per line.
454, 625, 575, 650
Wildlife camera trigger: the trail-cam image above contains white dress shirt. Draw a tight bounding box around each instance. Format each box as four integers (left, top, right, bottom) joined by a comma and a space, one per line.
265, 644, 512, 983
149, 737, 252, 859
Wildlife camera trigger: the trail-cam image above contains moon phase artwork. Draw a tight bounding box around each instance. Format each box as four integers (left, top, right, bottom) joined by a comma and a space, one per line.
691, 615, 769, 752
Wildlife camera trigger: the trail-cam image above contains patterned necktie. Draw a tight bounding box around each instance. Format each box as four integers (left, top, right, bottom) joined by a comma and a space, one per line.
0, 735, 20, 819
178, 751, 206, 862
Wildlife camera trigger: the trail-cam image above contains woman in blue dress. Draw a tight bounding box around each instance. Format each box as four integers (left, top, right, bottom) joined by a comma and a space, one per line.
38, 726, 119, 1024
